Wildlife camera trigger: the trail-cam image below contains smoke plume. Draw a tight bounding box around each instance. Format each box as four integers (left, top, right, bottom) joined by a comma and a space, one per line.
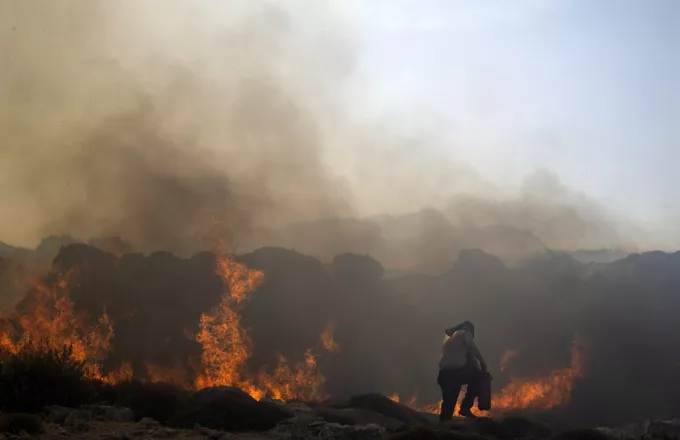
0, 1, 651, 263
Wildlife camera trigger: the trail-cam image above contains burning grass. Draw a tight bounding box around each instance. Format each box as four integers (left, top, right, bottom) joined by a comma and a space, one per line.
389, 338, 585, 416
0, 250, 585, 416
0, 253, 334, 404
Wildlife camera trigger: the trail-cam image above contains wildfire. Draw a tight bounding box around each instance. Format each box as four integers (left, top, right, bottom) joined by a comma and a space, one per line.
391, 339, 585, 416
194, 254, 333, 401
389, 392, 421, 409
0, 253, 335, 402
145, 361, 192, 389
492, 339, 585, 411
0, 247, 585, 412
193, 257, 261, 389
0, 269, 115, 381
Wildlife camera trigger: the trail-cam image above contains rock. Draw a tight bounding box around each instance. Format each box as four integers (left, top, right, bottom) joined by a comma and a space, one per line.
92, 405, 135, 423
284, 401, 313, 413
553, 428, 615, 440
63, 412, 89, 433
173, 386, 293, 431
596, 421, 649, 439
648, 419, 680, 439
138, 417, 161, 428
44, 406, 74, 424
63, 410, 91, 432
388, 426, 439, 440
269, 418, 387, 440
494, 416, 551, 439
594, 427, 618, 438
0, 414, 44, 435
314, 407, 406, 431
57, 405, 137, 432
198, 426, 223, 439
330, 394, 431, 427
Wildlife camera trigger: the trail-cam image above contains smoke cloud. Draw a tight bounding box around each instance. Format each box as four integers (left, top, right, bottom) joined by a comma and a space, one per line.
0, 0, 653, 262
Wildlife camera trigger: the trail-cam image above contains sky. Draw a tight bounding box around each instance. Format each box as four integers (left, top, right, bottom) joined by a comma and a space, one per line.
339, 0, 680, 229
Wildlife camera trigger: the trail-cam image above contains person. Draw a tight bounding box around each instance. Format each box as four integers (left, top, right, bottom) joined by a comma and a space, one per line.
437, 321, 489, 420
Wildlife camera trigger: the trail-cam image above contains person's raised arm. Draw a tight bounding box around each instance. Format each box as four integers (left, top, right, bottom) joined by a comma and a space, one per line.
465, 332, 488, 373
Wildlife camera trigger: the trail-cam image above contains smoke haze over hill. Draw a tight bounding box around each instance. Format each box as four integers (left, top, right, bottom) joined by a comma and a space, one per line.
2, 1, 675, 260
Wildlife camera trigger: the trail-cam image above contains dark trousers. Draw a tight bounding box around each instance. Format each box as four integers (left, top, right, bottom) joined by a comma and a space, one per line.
437, 364, 481, 421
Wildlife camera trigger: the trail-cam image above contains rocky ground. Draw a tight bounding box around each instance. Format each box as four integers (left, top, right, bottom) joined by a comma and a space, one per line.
0, 390, 678, 440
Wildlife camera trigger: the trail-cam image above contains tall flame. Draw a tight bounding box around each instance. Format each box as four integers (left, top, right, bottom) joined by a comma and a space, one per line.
194, 254, 331, 401
193, 255, 262, 390
0, 268, 115, 381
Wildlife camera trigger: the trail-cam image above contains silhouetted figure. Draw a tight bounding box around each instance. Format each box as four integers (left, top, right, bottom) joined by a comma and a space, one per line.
437, 321, 488, 420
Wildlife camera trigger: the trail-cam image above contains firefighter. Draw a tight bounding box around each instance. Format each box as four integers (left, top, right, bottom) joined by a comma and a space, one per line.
437, 321, 489, 420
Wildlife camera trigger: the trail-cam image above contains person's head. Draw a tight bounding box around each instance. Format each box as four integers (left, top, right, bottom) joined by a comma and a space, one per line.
445, 321, 475, 337
459, 321, 475, 337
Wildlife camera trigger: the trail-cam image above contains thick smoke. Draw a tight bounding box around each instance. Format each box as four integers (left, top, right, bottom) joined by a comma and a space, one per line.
1, 1, 354, 254
1, 1, 646, 260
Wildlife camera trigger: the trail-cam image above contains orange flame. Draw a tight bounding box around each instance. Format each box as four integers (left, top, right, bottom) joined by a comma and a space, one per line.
146, 361, 191, 389
493, 339, 585, 411
320, 323, 339, 353
3, 248, 583, 412
194, 255, 263, 390
0, 252, 336, 402
194, 254, 332, 401
0, 268, 115, 381
394, 338, 585, 416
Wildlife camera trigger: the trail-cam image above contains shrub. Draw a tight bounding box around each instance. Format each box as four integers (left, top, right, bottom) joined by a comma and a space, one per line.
173, 387, 293, 431
0, 343, 92, 412
109, 380, 189, 424
0, 413, 45, 434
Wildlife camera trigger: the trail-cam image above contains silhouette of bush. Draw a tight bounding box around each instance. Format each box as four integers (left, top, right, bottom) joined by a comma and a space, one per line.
0, 343, 92, 412
337, 394, 432, 426
0, 413, 45, 434
173, 387, 293, 431
109, 380, 189, 424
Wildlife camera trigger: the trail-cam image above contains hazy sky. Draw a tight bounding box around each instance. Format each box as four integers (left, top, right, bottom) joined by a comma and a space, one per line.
340, 0, 679, 230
